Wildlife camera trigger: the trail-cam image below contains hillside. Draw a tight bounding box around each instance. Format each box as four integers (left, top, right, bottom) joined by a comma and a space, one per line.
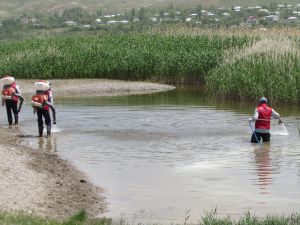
1, 0, 300, 18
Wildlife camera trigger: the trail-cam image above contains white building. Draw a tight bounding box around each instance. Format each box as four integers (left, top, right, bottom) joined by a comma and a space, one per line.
265, 15, 279, 21
64, 21, 77, 26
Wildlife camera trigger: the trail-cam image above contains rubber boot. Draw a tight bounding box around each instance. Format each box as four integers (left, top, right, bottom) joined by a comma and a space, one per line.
14, 115, 18, 125
46, 125, 51, 138
8, 117, 12, 125
38, 126, 44, 137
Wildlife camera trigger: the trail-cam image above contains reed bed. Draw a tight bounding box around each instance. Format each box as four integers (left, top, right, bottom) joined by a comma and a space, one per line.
0, 33, 249, 83
206, 36, 300, 103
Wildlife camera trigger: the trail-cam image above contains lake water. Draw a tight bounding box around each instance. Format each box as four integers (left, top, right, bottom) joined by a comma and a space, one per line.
2, 87, 300, 224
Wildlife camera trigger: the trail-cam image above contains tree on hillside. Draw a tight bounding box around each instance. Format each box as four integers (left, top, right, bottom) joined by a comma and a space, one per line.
196, 4, 202, 19
96, 8, 103, 16
138, 7, 146, 21
270, 2, 278, 12
62, 7, 92, 23
130, 8, 136, 21
1, 18, 22, 31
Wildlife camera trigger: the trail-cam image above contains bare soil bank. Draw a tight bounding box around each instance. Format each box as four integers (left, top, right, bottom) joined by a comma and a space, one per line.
0, 79, 174, 219
0, 128, 106, 220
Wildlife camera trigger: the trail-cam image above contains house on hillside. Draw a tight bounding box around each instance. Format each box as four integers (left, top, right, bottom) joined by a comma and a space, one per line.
259, 9, 269, 14
233, 6, 241, 12
222, 12, 230, 17
20, 16, 37, 24
265, 15, 279, 22
107, 20, 118, 25
288, 16, 298, 21
64, 21, 77, 26
247, 16, 258, 25
292, 11, 300, 16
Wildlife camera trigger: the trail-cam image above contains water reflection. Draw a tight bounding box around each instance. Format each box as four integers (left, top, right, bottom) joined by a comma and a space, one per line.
254, 144, 272, 194
38, 136, 57, 155
57, 86, 300, 116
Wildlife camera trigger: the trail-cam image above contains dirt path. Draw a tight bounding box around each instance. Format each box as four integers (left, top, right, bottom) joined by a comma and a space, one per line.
0, 79, 174, 219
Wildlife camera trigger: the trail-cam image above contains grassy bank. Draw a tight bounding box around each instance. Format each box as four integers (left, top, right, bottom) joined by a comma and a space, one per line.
0, 210, 111, 225
1, 211, 300, 225
0, 33, 249, 83
206, 36, 300, 102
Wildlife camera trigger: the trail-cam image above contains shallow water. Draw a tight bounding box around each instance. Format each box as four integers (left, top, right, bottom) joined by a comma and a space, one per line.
2, 87, 300, 223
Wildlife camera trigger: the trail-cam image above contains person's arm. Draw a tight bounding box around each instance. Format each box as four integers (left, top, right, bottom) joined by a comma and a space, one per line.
1, 85, 5, 106
13, 93, 24, 112
249, 108, 258, 122
45, 101, 56, 124
13, 86, 25, 112
15, 85, 22, 95
49, 90, 54, 105
272, 109, 282, 124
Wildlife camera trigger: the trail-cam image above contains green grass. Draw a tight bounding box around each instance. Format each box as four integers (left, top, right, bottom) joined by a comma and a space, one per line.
0, 33, 250, 83
0, 210, 111, 225
1, 211, 300, 225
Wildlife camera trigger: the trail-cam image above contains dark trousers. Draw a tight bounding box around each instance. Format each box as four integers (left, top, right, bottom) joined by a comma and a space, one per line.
37, 108, 51, 137
5, 99, 18, 125
251, 132, 270, 143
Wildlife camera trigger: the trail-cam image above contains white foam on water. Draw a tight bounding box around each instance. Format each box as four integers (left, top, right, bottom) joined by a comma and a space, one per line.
52, 125, 62, 133
178, 161, 224, 171
271, 123, 289, 136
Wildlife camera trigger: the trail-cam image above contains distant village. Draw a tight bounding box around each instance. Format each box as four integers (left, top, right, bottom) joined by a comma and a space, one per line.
2, 3, 300, 32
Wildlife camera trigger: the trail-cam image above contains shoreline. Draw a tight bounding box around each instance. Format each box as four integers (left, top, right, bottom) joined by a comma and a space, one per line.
0, 79, 174, 219
0, 127, 106, 220
17, 79, 175, 97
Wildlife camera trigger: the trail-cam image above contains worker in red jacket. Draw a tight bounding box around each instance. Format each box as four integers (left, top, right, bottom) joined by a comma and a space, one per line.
1, 76, 24, 125
249, 97, 282, 143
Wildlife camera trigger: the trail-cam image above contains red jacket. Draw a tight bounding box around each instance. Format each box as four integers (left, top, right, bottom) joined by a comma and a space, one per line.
255, 103, 272, 130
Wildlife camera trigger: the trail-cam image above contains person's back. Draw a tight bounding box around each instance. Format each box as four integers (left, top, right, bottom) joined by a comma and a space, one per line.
249, 97, 282, 143
1, 76, 24, 125
32, 80, 56, 137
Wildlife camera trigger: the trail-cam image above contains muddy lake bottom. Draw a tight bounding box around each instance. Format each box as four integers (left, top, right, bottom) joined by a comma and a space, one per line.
2, 87, 300, 224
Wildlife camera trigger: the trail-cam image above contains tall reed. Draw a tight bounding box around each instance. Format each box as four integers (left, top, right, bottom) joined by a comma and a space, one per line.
206, 37, 300, 103
0, 33, 250, 83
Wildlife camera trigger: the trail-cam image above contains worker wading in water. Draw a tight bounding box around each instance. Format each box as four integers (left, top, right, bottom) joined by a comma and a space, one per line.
1, 76, 24, 125
31, 80, 56, 137
249, 97, 282, 143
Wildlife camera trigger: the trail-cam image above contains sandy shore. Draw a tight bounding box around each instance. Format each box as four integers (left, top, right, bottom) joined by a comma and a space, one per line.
18, 79, 175, 97
0, 79, 174, 219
